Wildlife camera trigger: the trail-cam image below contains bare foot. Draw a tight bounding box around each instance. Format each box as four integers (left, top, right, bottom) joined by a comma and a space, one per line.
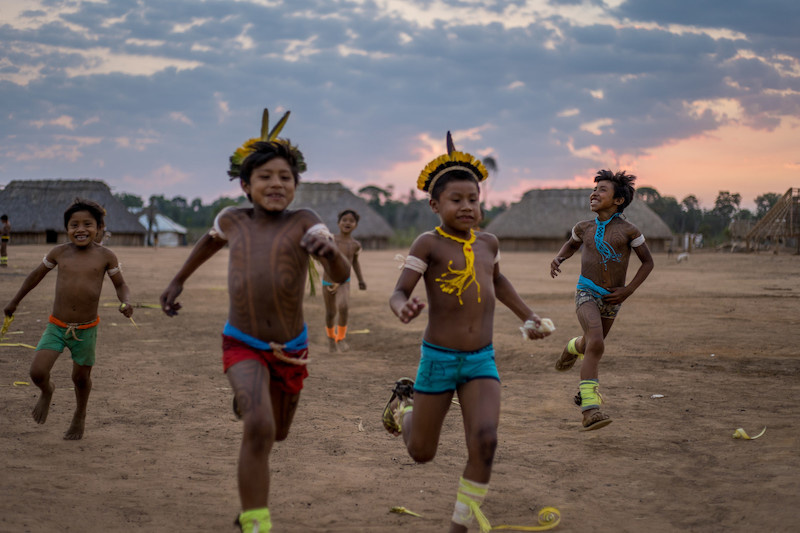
337, 339, 349, 352
64, 412, 86, 440
328, 337, 338, 353
32, 381, 55, 424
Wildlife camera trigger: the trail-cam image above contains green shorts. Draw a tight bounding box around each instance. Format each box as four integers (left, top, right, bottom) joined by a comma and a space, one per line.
36, 321, 98, 367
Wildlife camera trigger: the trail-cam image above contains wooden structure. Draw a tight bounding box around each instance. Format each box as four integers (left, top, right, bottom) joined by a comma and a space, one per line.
746, 188, 800, 253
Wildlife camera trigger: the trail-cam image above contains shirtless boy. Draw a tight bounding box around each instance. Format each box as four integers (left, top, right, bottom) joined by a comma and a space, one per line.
323, 209, 367, 352
4, 199, 133, 440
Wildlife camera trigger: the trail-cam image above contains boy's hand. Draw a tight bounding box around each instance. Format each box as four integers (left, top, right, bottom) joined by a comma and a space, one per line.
550, 257, 564, 278
397, 297, 425, 323
4, 303, 16, 317
358, 281, 367, 290
603, 286, 631, 305
300, 232, 337, 259
521, 314, 553, 339
118, 302, 134, 318
326, 283, 339, 294
160, 282, 184, 317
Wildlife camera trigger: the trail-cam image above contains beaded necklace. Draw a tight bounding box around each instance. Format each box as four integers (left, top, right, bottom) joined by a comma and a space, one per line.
594, 212, 621, 269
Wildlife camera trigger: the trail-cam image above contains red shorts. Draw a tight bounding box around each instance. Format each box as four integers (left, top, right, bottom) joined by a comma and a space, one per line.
222, 334, 309, 395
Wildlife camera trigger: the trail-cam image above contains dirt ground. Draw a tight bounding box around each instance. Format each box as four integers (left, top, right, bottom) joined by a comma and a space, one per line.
1, 243, 798, 533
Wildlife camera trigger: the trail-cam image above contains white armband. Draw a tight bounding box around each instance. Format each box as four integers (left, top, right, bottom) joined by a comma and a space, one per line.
42, 256, 56, 269
305, 223, 334, 241
494, 250, 501, 264
395, 254, 428, 274
571, 225, 582, 243
631, 234, 646, 247
209, 206, 236, 241
107, 264, 121, 276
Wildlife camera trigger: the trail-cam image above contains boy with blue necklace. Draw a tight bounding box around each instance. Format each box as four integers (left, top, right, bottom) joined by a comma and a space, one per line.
550, 170, 654, 430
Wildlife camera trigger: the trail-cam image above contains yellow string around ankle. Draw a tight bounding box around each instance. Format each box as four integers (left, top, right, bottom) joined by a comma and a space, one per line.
434, 226, 480, 305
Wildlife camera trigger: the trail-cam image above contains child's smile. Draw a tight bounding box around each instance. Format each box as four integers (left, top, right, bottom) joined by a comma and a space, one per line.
244, 157, 296, 212
67, 211, 99, 247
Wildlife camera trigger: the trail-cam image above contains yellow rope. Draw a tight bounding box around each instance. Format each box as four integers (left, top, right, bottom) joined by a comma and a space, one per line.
1, 314, 13, 339
434, 227, 480, 305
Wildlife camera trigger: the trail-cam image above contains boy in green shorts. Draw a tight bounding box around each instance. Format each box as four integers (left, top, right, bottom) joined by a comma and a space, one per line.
4, 199, 134, 440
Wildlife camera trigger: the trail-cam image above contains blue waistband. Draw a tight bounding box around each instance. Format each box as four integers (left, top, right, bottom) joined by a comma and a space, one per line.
223, 322, 308, 352
421, 340, 494, 357
576, 275, 610, 298
322, 278, 350, 286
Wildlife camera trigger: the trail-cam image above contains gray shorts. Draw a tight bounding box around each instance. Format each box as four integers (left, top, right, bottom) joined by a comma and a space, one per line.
575, 290, 621, 319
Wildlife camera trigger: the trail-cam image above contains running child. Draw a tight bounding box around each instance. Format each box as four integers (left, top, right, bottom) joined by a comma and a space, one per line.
550, 170, 654, 430
1, 214, 10, 267
160, 109, 350, 533
3, 199, 133, 440
384, 132, 552, 532
323, 209, 367, 352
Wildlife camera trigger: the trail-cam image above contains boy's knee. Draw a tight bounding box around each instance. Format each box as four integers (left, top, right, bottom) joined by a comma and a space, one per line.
30, 368, 47, 385
242, 415, 276, 449
468, 426, 498, 465
407, 442, 437, 463
72, 374, 91, 389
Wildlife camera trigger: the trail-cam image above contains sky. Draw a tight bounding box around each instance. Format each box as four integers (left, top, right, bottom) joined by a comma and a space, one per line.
1, 0, 799, 212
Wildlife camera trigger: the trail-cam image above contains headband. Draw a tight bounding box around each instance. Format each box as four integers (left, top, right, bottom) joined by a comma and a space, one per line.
227, 108, 307, 179
417, 131, 489, 194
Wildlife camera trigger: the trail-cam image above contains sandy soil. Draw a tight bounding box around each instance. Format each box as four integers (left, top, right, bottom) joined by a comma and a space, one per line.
1, 244, 798, 533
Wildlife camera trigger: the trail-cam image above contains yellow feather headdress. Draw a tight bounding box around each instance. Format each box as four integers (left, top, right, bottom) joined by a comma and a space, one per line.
417, 131, 489, 194
227, 108, 307, 179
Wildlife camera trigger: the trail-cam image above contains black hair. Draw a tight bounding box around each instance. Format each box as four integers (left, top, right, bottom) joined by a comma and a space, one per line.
0, 214, 7, 222
338, 209, 360, 223
594, 169, 636, 212
63, 198, 105, 228
429, 169, 481, 200
240, 141, 300, 186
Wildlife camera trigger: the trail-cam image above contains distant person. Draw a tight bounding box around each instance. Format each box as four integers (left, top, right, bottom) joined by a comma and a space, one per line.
159, 110, 350, 533
1, 214, 10, 267
550, 170, 654, 430
384, 132, 552, 532
3, 199, 133, 440
323, 209, 367, 352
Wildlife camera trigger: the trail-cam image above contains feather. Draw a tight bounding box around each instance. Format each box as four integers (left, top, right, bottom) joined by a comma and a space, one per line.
260, 108, 270, 140
269, 111, 291, 141
446, 130, 456, 154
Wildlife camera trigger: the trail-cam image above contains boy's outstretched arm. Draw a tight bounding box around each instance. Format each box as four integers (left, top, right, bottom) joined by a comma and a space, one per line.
604, 242, 654, 305
109, 270, 133, 318
353, 250, 367, 290
4, 263, 51, 316
494, 269, 550, 339
389, 269, 425, 324
550, 238, 581, 278
302, 232, 351, 283
160, 233, 227, 316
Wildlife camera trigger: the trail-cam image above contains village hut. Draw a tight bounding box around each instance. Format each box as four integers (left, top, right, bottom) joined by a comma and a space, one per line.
132, 211, 188, 247
289, 182, 394, 249
0, 180, 146, 246
485, 188, 673, 252
745, 187, 800, 253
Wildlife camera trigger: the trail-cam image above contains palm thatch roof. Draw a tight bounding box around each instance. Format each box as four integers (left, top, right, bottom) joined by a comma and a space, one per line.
0, 180, 146, 234
745, 188, 799, 252
290, 182, 394, 241
486, 188, 673, 249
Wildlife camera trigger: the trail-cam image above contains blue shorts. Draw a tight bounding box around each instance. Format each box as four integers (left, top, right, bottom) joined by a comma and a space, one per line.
413, 340, 500, 394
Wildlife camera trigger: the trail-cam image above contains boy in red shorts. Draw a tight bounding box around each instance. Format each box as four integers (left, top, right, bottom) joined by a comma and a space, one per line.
160, 109, 350, 533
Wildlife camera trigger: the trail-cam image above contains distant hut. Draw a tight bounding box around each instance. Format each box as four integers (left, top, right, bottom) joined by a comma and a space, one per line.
0, 180, 146, 246
745, 187, 800, 253
290, 182, 394, 249
132, 210, 188, 247
486, 188, 673, 252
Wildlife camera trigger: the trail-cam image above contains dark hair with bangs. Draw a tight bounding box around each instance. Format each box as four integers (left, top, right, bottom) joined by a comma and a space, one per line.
338, 209, 360, 222
63, 198, 106, 228
430, 169, 481, 200
594, 169, 636, 212
240, 141, 301, 186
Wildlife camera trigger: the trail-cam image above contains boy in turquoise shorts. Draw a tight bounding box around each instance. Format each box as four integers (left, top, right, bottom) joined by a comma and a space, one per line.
4, 199, 134, 440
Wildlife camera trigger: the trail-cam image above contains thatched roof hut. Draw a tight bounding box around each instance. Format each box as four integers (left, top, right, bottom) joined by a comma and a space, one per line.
486, 188, 673, 252
0, 180, 146, 246
289, 182, 394, 249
